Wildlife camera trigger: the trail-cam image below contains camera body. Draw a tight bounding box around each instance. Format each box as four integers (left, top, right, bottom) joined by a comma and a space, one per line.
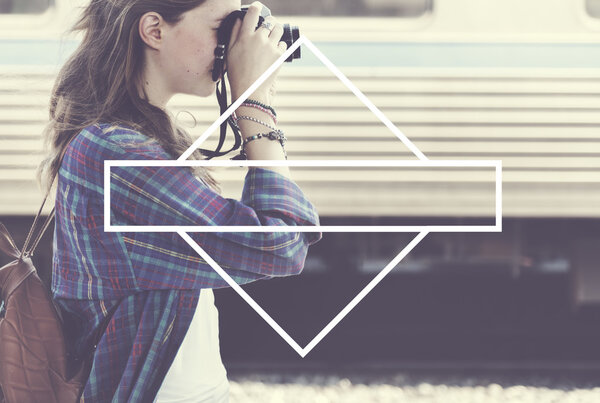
212, 5, 301, 82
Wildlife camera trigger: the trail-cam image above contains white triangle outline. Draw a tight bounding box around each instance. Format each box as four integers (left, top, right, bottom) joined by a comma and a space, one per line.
104, 36, 502, 233
177, 36, 428, 161
103, 37, 502, 356
178, 230, 428, 357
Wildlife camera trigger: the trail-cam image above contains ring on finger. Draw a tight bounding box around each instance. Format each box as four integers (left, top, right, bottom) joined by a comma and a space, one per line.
259, 21, 274, 31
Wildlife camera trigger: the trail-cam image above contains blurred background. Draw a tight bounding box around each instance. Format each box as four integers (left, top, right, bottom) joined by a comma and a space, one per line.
1, 0, 600, 401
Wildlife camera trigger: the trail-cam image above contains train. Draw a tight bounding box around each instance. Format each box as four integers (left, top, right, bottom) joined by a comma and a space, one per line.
1, 0, 600, 365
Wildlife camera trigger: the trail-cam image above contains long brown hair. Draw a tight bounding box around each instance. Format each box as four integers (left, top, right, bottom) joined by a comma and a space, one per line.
37, 0, 219, 194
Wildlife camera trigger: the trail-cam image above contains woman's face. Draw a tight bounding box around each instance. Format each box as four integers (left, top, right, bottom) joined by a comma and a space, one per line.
161, 0, 241, 98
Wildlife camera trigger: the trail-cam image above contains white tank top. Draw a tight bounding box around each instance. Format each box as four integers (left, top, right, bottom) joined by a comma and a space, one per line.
154, 289, 229, 402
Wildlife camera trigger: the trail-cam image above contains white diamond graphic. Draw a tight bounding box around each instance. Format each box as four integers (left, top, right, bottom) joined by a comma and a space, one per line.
104, 36, 502, 357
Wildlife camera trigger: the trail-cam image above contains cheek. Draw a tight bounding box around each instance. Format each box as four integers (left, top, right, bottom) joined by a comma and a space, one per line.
196, 43, 215, 69
202, 35, 219, 64
167, 31, 210, 71
180, 38, 215, 79
187, 29, 214, 62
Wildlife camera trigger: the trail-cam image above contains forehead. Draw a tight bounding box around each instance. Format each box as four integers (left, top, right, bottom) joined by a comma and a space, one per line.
185, 0, 241, 21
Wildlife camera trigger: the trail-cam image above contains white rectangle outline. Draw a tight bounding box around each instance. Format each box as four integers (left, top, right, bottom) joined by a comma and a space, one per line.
99, 36, 505, 357
104, 159, 502, 233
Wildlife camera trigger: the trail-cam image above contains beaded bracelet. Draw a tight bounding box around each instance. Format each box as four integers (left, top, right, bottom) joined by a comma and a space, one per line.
243, 98, 277, 118
239, 130, 288, 160
235, 115, 277, 132
240, 102, 277, 123
228, 114, 240, 131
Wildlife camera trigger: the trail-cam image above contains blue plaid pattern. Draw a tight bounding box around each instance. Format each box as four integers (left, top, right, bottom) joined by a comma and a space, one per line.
52, 123, 321, 402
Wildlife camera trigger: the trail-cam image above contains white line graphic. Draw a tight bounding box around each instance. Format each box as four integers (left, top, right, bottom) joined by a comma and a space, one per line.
103, 37, 503, 356
178, 230, 429, 357
104, 160, 502, 233
178, 36, 427, 162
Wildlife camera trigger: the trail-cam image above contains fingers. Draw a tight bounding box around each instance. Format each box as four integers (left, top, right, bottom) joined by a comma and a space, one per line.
256, 15, 275, 37
239, 3, 284, 48
225, 2, 287, 101
257, 15, 285, 53
240, 1, 263, 37
268, 21, 284, 44
277, 41, 288, 53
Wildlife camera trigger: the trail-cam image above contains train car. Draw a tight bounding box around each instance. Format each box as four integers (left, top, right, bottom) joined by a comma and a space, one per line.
1, 0, 600, 365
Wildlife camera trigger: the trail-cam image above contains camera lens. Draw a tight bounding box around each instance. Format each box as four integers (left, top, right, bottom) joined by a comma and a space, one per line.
282, 24, 301, 62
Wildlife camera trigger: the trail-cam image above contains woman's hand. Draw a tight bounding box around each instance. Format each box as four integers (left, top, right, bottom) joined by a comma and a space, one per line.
226, 1, 288, 105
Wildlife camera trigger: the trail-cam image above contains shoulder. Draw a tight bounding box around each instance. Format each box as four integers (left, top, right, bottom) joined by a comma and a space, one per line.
58, 123, 173, 194
69, 123, 171, 161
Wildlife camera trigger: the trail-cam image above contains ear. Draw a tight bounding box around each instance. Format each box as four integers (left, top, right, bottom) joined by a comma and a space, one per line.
139, 12, 164, 50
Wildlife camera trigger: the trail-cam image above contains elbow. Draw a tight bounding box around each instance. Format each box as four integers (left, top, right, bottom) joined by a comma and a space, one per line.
292, 232, 321, 273
288, 232, 322, 275
271, 232, 313, 277
290, 246, 309, 276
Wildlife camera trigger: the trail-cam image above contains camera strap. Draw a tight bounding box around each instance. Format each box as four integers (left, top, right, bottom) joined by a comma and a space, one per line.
195, 74, 244, 160
195, 73, 244, 160
198, 7, 274, 160
195, 11, 245, 160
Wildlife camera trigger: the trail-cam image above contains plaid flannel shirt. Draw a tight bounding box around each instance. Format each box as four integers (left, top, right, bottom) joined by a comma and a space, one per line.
52, 123, 321, 402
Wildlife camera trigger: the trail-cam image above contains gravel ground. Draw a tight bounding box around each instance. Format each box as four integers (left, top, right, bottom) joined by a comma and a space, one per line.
228, 370, 600, 403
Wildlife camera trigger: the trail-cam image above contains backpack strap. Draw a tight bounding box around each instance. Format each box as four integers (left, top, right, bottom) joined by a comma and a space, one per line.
20, 199, 55, 260
20, 133, 77, 260
27, 208, 55, 258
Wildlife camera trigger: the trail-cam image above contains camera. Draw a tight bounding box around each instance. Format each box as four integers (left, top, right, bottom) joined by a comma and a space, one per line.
212, 5, 301, 82
202, 5, 300, 160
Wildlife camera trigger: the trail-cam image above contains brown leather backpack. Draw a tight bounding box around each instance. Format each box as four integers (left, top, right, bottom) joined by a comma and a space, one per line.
0, 135, 92, 402
0, 198, 87, 402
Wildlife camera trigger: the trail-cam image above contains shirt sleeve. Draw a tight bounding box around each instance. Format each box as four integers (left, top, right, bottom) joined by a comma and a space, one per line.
92, 125, 321, 290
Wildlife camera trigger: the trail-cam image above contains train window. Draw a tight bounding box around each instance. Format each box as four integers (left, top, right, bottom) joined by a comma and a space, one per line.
268, 0, 432, 17
587, 0, 600, 18
0, 0, 54, 14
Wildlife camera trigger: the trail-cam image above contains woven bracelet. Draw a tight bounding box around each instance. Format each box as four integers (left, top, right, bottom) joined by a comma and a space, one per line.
240, 102, 278, 123
243, 98, 277, 117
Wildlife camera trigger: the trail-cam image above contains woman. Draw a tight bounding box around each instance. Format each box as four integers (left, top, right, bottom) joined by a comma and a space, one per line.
37, 0, 321, 401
